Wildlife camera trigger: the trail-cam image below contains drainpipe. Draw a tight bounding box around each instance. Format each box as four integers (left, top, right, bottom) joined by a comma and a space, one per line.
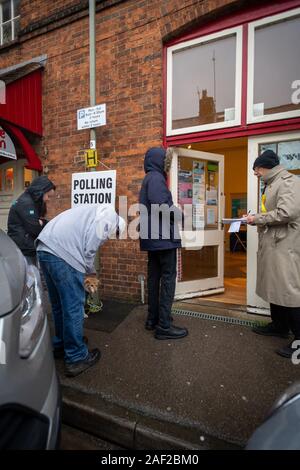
89, 0, 96, 151
89, 0, 101, 301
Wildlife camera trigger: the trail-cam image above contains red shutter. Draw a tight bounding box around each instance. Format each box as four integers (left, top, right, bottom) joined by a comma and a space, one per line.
0, 69, 42, 136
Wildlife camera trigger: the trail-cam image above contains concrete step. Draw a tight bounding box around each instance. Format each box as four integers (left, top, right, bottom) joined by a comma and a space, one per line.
62, 385, 240, 450
61, 424, 124, 450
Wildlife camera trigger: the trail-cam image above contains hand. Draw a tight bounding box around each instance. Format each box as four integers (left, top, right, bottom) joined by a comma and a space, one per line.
246, 214, 256, 225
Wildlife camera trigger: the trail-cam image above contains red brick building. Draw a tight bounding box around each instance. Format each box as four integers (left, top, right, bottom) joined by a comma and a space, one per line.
1, 0, 300, 311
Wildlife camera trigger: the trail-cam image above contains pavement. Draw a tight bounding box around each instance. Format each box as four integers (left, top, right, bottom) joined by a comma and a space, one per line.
53, 304, 300, 450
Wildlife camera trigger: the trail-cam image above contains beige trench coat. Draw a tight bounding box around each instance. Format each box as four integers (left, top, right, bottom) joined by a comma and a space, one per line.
253, 165, 300, 307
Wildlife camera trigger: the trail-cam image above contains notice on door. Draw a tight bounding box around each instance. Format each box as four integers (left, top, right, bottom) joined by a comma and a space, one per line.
71, 170, 116, 207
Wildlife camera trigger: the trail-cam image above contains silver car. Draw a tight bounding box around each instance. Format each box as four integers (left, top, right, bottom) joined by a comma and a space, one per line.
247, 382, 300, 450
0, 230, 61, 449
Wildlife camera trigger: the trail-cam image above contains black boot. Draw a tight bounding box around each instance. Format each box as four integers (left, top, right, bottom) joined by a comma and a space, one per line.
276, 339, 300, 359
64, 348, 101, 377
252, 322, 289, 338
155, 325, 188, 340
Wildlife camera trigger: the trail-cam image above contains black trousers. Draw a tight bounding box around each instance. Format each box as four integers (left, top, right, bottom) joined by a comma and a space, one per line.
147, 249, 177, 329
270, 303, 300, 339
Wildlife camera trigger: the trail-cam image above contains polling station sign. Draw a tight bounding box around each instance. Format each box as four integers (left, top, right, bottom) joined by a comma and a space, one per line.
71, 171, 116, 207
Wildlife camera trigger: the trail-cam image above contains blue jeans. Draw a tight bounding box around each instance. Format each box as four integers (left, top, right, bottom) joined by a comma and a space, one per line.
37, 251, 88, 364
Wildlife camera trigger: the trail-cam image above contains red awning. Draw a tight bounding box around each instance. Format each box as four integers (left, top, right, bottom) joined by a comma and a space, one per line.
0, 121, 42, 171
0, 61, 45, 171
0, 68, 43, 135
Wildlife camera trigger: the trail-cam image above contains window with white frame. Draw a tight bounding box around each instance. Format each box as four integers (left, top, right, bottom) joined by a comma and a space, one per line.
167, 27, 243, 136
0, 0, 20, 46
248, 7, 300, 123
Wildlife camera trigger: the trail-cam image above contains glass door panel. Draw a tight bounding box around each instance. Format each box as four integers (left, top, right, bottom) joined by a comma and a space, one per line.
170, 148, 224, 299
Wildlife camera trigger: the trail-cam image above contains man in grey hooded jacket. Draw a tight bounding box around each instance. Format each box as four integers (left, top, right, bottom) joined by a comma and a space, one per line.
37, 205, 125, 377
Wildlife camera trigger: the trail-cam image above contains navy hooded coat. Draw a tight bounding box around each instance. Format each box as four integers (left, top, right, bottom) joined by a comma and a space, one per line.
139, 147, 182, 251
7, 176, 56, 257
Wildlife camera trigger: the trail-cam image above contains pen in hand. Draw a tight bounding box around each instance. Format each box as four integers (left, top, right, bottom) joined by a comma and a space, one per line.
245, 210, 256, 225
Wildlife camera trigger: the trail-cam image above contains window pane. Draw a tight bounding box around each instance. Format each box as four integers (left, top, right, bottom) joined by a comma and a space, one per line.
13, 0, 20, 17
258, 141, 300, 210
13, 16, 19, 38
24, 168, 34, 189
2, 1, 11, 22
253, 15, 300, 117
180, 246, 218, 282
2, 21, 12, 44
4, 168, 14, 191
172, 34, 237, 130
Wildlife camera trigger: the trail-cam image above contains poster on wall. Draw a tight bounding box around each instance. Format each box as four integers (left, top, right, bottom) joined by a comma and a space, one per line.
193, 203, 205, 229
178, 182, 193, 205
206, 162, 218, 206
206, 187, 218, 205
206, 206, 217, 226
178, 170, 193, 206
193, 161, 205, 178
192, 160, 205, 205
178, 170, 192, 182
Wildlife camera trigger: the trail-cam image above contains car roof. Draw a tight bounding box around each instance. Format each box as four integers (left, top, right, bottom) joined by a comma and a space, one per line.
0, 230, 26, 316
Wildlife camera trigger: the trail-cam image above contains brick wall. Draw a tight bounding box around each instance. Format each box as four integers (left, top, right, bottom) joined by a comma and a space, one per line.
0, 0, 246, 301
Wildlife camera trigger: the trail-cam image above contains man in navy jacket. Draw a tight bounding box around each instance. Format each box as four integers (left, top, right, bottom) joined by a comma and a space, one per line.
7, 176, 56, 265
139, 147, 188, 340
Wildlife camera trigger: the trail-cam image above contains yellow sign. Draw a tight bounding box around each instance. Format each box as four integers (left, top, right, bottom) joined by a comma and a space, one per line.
85, 149, 98, 168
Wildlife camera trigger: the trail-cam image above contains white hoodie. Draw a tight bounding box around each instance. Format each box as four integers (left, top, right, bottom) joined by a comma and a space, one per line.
37, 205, 125, 274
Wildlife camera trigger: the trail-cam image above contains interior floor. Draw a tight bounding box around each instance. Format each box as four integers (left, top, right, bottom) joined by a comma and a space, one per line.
180, 251, 246, 307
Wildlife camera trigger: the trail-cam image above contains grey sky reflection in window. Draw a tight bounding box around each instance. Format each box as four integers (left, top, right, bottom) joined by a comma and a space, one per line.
253, 15, 300, 116
172, 34, 236, 129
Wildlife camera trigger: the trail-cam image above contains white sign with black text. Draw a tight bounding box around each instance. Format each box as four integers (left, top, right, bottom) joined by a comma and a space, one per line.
71, 171, 116, 208
77, 104, 106, 130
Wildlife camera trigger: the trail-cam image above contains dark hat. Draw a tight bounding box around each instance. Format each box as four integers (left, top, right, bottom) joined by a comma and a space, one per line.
253, 150, 280, 170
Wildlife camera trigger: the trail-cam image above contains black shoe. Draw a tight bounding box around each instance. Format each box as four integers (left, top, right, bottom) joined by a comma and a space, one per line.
155, 325, 188, 340
65, 348, 101, 377
54, 336, 89, 359
276, 340, 300, 359
252, 322, 289, 338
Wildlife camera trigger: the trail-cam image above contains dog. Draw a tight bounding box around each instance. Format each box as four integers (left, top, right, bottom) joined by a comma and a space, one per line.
84, 276, 99, 295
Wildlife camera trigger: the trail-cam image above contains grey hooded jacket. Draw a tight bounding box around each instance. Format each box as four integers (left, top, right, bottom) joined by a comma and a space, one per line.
37, 205, 120, 274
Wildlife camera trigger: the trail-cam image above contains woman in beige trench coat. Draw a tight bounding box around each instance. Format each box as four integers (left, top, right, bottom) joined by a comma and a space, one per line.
246, 150, 300, 359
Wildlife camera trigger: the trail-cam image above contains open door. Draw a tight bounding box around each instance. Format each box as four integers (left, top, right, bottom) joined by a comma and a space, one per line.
247, 131, 300, 314
170, 148, 224, 299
